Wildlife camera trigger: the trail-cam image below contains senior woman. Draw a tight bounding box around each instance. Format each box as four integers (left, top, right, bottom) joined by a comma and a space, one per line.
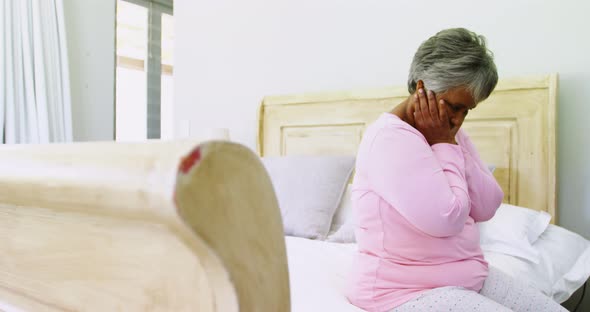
346, 28, 566, 312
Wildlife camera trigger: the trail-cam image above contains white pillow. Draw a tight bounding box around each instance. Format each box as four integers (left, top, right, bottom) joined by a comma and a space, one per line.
484, 224, 590, 302
263, 156, 355, 239
479, 203, 552, 263
327, 185, 358, 243
327, 219, 356, 243
328, 185, 353, 235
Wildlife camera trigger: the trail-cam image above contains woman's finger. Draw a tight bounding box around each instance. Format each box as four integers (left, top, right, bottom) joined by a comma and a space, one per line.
408, 96, 417, 123
413, 94, 422, 125
438, 99, 449, 122
427, 90, 439, 123
418, 87, 429, 122
414, 80, 424, 123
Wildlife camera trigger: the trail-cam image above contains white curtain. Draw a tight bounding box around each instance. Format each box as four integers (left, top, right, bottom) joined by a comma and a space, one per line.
0, 0, 73, 144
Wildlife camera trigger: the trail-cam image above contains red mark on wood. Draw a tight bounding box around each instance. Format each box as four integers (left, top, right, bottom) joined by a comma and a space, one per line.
179, 147, 201, 174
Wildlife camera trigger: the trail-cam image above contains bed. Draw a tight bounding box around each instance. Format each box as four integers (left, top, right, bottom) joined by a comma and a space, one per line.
0, 74, 587, 312
258, 73, 590, 311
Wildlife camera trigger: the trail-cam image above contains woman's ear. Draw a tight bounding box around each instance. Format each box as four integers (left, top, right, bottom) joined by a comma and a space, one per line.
416, 80, 424, 92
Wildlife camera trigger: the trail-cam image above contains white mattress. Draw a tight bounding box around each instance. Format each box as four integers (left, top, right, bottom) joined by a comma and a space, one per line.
285, 232, 588, 312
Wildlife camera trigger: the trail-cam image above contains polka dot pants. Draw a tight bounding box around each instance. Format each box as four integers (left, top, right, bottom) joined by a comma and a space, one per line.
391, 267, 567, 312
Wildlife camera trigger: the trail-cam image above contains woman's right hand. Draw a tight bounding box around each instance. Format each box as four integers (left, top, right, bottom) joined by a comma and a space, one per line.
412, 82, 456, 145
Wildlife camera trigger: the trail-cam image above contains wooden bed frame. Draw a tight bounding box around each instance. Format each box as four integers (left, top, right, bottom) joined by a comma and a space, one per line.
258, 74, 558, 221
0, 140, 290, 311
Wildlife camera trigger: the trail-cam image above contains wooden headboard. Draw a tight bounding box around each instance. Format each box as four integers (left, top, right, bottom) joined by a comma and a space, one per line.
258, 74, 558, 221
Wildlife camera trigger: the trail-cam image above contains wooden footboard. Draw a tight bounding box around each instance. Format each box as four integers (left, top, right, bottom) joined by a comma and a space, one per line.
0, 140, 290, 311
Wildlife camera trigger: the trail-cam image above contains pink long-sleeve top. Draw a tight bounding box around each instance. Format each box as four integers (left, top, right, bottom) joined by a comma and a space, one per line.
346, 113, 504, 312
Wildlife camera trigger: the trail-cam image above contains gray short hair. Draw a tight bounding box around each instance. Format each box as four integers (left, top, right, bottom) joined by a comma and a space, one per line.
407, 28, 498, 103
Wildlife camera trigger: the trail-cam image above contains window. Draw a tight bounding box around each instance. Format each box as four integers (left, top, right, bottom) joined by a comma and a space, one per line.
115, 0, 174, 141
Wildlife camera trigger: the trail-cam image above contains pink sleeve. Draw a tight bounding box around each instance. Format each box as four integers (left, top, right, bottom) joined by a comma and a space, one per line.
456, 130, 504, 222
367, 127, 470, 237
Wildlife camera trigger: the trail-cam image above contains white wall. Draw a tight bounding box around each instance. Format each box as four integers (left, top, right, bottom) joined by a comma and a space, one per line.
64, 0, 115, 141
175, 1, 590, 239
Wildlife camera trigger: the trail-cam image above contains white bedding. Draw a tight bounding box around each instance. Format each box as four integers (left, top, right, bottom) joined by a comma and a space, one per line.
286, 229, 590, 311
286, 237, 363, 312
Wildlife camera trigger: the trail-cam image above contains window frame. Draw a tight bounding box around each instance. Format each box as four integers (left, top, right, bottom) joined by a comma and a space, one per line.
115, 0, 173, 139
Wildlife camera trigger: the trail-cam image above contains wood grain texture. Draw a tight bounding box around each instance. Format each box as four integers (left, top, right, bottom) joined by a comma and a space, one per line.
258, 74, 558, 222
0, 140, 290, 311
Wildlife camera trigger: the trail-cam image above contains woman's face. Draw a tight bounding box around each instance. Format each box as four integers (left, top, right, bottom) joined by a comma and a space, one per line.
438, 86, 477, 131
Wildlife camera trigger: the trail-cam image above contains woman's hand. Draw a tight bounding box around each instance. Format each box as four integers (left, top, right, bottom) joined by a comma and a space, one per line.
412, 82, 456, 145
